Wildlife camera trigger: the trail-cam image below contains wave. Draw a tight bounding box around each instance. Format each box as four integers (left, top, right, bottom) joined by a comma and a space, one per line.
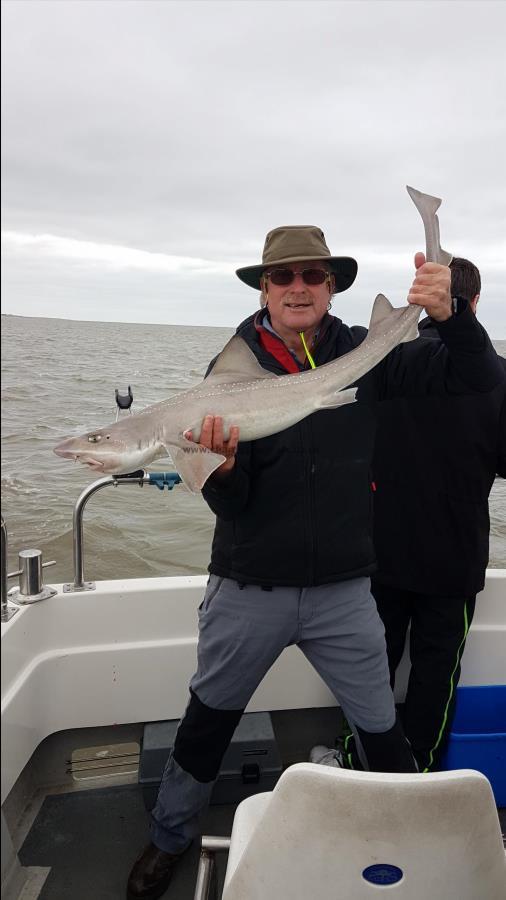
1, 475, 41, 496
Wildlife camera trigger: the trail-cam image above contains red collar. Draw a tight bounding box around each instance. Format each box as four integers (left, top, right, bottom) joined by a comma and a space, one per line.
254, 313, 301, 373
258, 328, 301, 373
254, 311, 334, 374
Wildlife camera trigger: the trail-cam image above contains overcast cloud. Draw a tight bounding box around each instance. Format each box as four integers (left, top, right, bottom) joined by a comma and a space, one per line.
1, 0, 505, 335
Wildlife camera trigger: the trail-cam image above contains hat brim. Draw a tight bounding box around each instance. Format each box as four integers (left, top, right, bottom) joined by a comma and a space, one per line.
236, 256, 358, 293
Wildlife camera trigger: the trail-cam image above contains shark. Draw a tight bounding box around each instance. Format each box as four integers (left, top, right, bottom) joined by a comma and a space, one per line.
54, 186, 452, 493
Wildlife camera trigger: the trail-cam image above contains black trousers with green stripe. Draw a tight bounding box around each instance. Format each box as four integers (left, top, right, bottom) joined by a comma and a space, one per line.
371, 581, 476, 772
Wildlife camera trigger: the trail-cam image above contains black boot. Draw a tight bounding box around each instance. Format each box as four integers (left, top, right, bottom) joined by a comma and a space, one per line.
357, 717, 418, 772
126, 842, 185, 899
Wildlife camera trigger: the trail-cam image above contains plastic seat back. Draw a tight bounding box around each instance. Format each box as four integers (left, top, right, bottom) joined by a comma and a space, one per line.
222, 763, 506, 900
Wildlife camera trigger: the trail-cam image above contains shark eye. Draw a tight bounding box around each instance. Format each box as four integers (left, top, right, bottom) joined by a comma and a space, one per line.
88, 434, 102, 443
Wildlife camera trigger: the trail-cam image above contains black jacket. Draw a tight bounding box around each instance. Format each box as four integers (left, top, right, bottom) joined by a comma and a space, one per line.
202, 306, 502, 588
372, 317, 506, 597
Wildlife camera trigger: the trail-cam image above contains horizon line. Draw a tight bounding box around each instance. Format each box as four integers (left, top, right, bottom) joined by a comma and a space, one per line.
0, 311, 236, 331
1, 311, 505, 341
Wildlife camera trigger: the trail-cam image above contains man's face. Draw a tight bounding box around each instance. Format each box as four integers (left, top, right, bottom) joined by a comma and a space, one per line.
262, 261, 333, 336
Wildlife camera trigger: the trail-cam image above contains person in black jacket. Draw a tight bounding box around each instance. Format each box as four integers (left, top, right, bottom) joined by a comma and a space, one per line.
127, 230, 502, 900
318, 258, 506, 775
369, 257, 506, 773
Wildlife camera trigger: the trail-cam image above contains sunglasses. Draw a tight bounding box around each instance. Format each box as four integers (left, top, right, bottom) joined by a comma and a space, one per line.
264, 267, 331, 287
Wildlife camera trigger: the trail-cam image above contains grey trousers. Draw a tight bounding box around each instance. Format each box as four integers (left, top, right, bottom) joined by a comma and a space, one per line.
151, 575, 396, 852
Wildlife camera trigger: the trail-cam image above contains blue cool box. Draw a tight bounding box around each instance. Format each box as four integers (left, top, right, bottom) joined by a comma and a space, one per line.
441, 684, 506, 806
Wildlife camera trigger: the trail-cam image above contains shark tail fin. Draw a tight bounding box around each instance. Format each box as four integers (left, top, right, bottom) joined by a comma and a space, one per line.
406, 184, 441, 216
438, 245, 453, 266
406, 185, 453, 265
434, 216, 453, 265
165, 436, 226, 493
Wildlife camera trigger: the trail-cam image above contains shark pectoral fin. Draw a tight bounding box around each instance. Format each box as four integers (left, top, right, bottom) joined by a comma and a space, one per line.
165, 438, 226, 493
317, 386, 357, 411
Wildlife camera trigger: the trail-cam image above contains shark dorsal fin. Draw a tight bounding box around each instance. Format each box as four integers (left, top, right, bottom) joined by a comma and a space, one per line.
368, 293, 395, 329
206, 335, 277, 384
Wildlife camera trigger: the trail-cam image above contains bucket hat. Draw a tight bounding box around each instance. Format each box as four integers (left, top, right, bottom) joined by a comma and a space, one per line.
236, 225, 357, 293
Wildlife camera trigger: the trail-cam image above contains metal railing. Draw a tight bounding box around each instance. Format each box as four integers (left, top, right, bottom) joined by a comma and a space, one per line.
194, 836, 231, 900
64, 470, 181, 593
0, 514, 18, 621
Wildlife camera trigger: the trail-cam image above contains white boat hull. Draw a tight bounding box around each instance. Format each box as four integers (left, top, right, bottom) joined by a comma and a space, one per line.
2, 570, 506, 806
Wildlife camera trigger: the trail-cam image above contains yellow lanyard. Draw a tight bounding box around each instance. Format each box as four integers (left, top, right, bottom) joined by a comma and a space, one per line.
299, 332, 316, 369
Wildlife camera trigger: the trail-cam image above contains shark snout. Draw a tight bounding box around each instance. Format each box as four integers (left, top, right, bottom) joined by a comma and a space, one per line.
53, 437, 77, 459
53, 438, 105, 470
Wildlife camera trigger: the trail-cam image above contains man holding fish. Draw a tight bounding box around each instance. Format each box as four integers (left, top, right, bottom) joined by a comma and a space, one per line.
125, 192, 502, 898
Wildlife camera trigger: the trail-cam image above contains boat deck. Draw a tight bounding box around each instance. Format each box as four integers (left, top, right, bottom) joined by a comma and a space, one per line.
20, 783, 233, 899
13, 708, 506, 900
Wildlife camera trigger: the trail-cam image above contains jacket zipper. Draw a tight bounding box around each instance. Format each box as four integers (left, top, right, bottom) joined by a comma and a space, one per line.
302, 417, 316, 584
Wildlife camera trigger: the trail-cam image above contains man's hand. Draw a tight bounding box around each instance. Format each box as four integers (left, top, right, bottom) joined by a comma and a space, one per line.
407, 252, 452, 322
185, 415, 240, 477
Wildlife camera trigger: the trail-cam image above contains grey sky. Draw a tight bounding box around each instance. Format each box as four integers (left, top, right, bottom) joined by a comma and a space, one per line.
1, 0, 505, 334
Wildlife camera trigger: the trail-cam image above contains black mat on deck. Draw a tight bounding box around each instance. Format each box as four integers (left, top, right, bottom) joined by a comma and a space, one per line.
17, 708, 343, 899
18, 706, 506, 899
19, 784, 234, 900
20, 781, 506, 900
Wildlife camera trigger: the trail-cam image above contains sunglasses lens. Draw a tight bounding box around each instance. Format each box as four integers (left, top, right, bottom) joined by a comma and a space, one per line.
268, 268, 329, 286
303, 268, 328, 285
269, 268, 294, 286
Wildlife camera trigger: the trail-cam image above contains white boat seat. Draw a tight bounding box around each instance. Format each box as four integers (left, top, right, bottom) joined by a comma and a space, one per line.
213, 763, 506, 900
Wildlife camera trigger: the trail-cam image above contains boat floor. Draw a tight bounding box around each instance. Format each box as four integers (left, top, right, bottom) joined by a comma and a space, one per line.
13, 707, 506, 899
19, 784, 233, 899
18, 782, 506, 900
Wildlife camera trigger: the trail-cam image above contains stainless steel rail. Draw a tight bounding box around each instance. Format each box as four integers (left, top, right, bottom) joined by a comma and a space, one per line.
194, 836, 231, 900
1, 515, 6, 606
66, 472, 147, 592
64, 470, 181, 593
1, 514, 19, 622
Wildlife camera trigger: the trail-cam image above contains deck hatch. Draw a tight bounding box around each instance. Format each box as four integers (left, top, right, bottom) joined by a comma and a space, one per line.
69, 741, 140, 781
